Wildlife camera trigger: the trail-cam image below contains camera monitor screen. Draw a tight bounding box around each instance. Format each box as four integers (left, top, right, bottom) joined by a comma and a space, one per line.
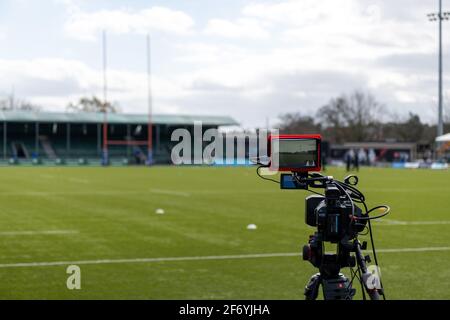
269, 135, 321, 172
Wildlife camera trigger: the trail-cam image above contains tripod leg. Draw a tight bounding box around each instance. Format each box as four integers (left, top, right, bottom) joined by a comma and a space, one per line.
354, 243, 381, 300
304, 273, 321, 300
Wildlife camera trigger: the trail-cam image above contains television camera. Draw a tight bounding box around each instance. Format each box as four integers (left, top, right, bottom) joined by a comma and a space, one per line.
256, 135, 389, 300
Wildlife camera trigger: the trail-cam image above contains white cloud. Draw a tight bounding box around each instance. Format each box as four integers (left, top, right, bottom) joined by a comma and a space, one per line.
192, 0, 435, 96
173, 42, 249, 65
243, 0, 433, 55
0, 58, 187, 115
168, 0, 442, 126
242, 0, 326, 26
0, 0, 444, 127
64, 6, 195, 41
0, 26, 7, 40
204, 18, 270, 39
395, 90, 418, 103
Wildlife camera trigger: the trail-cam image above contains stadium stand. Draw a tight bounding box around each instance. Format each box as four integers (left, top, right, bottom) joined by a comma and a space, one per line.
0, 111, 238, 165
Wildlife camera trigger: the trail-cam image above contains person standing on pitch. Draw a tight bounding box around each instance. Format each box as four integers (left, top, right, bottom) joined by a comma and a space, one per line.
345, 149, 355, 172
354, 149, 360, 171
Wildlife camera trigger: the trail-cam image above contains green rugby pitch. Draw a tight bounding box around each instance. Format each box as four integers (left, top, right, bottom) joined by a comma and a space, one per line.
0, 166, 448, 299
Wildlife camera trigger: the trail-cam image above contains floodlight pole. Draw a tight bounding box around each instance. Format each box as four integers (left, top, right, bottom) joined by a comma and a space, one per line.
428, 1, 450, 138
102, 30, 109, 165
146, 33, 153, 166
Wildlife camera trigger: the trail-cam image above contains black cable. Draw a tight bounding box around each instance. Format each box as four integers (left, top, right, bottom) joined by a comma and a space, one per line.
335, 181, 387, 300
332, 182, 358, 232
256, 165, 279, 185
256, 167, 326, 195
356, 266, 367, 301
328, 178, 387, 300
334, 180, 365, 202
356, 224, 369, 236
349, 267, 356, 283
334, 181, 368, 237
362, 202, 386, 300
355, 205, 390, 221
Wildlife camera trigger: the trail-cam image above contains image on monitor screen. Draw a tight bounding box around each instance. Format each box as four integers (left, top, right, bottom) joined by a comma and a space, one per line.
276, 139, 318, 169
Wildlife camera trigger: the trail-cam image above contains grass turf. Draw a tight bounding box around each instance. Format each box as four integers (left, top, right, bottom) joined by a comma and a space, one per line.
0, 166, 448, 299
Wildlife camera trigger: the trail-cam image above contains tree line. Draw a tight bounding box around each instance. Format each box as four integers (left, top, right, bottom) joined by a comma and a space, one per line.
1, 91, 448, 145
0, 94, 42, 112
0, 95, 119, 113
278, 90, 450, 144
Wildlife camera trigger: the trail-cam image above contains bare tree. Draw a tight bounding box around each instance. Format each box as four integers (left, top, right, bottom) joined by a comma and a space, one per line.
278, 112, 321, 134
317, 90, 385, 143
0, 94, 41, 112
277, 90, 438, 143
67, 96, 119, 113
315, 96, 349, 143
383, 113, 425, 142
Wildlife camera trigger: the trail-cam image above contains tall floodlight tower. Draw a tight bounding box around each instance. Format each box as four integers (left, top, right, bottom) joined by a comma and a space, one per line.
146, 34, 154, 166
428, 1, 450, 138
102, 30, 109, 165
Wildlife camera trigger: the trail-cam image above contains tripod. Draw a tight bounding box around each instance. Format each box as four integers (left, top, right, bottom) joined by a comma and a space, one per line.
273, 171, 389, 300
303, 234, 382, 300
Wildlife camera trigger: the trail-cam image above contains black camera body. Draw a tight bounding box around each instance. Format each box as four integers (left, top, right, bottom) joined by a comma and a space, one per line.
305, 183, 366, 243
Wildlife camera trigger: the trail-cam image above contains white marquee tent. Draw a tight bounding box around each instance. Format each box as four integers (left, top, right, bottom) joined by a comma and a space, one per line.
436, 133, 450, 142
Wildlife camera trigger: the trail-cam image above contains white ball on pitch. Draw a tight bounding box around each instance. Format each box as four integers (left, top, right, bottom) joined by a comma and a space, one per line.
247, 224, 257, 230
155, 208, 165, 215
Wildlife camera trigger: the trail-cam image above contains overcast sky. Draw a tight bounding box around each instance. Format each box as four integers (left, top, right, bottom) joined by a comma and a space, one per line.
0, 0, 447, 128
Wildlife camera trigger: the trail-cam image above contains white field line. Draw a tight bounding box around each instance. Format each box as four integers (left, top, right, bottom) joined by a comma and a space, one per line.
0, 246, 449, 269
39, 174, 56, 180
0, 230, 79, 236
0, 190, 191, 197
67, 178, 89, 184
149, 189, 190, 197
376, 247, 450, 253
0, 189, 277, 197
0, 191, 154, 196
377, 219, 450, 226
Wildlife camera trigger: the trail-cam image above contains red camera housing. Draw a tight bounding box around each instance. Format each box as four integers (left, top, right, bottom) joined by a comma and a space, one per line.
268, 134, 322, 172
